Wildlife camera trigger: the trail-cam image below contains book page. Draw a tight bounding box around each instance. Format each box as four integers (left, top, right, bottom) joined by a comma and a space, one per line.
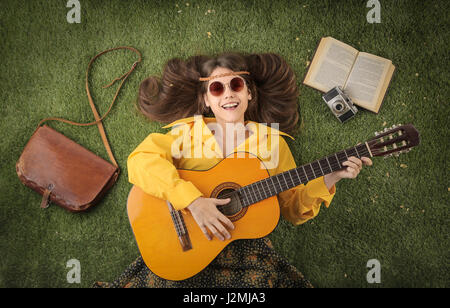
343, 52, 392, 112
303, 37, 358, 92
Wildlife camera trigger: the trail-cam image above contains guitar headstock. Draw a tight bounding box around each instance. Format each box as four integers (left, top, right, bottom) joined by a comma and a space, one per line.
367, 124, 420, 158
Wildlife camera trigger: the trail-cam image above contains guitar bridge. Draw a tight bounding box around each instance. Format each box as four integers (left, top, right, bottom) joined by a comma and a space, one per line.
167, 201, 192, 252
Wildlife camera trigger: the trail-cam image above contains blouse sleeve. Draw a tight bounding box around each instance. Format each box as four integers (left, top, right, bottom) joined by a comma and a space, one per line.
275, 137, 336, 225
127, 130, 203, 211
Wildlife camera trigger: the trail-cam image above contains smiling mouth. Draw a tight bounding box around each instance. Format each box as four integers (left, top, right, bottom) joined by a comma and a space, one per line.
221, 102, 239, 110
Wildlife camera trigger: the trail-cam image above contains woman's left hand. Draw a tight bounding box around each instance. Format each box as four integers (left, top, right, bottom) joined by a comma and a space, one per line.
323, 156, 373, 190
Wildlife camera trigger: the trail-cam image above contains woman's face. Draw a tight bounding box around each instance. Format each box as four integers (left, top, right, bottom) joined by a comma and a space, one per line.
203, 67, 251, 125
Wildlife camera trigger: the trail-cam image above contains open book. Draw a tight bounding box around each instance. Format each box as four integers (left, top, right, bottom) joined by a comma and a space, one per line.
303, 37, 395, 113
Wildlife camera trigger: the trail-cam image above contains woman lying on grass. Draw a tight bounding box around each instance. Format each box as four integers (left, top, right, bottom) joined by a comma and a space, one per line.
94, 52, 372, 288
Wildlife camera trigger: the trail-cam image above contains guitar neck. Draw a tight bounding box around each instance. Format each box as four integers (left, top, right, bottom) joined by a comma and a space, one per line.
238, 143, 372, 207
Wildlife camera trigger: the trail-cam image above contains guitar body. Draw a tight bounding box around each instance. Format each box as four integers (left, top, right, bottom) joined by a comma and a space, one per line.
127, 152, 280, 281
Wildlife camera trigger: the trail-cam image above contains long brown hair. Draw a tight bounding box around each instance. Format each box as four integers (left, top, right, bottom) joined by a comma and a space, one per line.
138, 52, 300, 134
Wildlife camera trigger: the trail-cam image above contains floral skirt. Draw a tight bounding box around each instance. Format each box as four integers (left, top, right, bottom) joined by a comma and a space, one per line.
93, 237, 313, 288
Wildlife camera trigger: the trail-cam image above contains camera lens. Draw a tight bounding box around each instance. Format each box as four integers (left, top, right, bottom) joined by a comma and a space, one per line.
332, 100, 344, 113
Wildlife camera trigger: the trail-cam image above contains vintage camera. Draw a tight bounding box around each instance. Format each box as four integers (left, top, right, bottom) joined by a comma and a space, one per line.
322, 86, 358, 123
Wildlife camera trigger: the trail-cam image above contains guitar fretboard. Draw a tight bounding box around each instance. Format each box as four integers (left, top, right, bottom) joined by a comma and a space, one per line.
238, 143, 370, 207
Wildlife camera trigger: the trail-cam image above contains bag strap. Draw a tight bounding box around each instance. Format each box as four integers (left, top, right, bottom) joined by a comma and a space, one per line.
37, 46, 142, 171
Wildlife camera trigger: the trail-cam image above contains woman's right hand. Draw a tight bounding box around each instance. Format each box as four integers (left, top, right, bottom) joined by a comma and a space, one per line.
187, 197, 235, 241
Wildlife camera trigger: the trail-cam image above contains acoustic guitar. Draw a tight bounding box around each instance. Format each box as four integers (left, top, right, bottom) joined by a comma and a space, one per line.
127, 124, 420, 280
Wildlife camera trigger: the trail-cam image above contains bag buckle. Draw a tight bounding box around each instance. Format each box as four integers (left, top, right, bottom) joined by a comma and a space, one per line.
40, 184, 54, 209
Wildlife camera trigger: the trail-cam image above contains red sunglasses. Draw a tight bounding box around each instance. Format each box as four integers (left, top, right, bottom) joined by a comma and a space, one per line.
208, 77, 245, 97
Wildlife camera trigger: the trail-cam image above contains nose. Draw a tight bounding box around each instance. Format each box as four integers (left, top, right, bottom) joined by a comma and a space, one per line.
223, 84, 235, 98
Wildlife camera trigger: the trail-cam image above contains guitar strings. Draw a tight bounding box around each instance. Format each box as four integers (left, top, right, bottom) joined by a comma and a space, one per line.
219, 142, 375, 208
239, 144, 372, 207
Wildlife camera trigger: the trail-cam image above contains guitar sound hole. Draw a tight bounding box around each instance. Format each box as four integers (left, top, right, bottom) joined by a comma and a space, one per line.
216, 189, 244, 218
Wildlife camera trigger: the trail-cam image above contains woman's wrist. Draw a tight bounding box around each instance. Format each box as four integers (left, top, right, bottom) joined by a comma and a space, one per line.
323, 173, 340, 191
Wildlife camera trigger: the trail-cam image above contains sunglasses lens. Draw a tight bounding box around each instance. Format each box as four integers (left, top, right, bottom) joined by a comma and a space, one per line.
230, 77, 244, 92
209, 81, 224, 96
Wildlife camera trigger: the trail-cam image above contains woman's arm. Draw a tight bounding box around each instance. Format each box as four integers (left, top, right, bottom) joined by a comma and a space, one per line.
128, 130, 234, 241
127, 132, 203, 211
275, 137, 372, 225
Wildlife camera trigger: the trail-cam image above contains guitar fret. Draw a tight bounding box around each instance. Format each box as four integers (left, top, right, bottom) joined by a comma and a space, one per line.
254, 182, 261, 200
319, 159, 331, 174
282, 172, 288, 189
243, 187, 249, 205
302, 165, 309, 181
343, 150, 349, 160
328, 155, 339, 171
294, 169, 300, 185
294, 168, 299, 184
270, 177, 277, 195
255, 183, 262, 200
276, 174, 283, 191
317, 160, 324, 175
261, 179, 270, 198
299, 167, 307, 183
250, 185, 258, 203
259, 181, 267, 199
265, 179, 270, 197
248, 186, 255, 204
347, 147, 356, 157
242, 189, 250, 207
257, 183, 263, 200
305, 164, 314, 180
288, 170, 295, 187
309, 163, 316, 178
325, 156, 332, 172
362, 145, 370, 156
359, 144, 368, 157
318, 159, 325, 174
334, 153, 341, 168
313, 161, 322, 177
338, 151, 346, 164
294, 168, 303, 184
355, 146, 361, 158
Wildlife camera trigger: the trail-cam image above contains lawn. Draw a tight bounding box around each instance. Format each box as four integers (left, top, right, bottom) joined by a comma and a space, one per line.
0, 0, 448, 288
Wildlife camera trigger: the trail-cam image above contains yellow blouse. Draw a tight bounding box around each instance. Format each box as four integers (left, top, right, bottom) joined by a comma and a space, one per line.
127, 115, 336, 225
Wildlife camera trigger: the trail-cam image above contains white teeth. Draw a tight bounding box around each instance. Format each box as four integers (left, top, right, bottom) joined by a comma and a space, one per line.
222, 103, 238, 108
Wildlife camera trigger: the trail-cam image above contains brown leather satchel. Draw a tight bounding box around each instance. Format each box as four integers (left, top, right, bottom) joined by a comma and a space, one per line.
16, 47, 141, 212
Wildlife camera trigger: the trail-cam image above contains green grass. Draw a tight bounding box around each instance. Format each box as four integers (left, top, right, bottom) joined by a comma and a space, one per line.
1, 0, 448, 288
